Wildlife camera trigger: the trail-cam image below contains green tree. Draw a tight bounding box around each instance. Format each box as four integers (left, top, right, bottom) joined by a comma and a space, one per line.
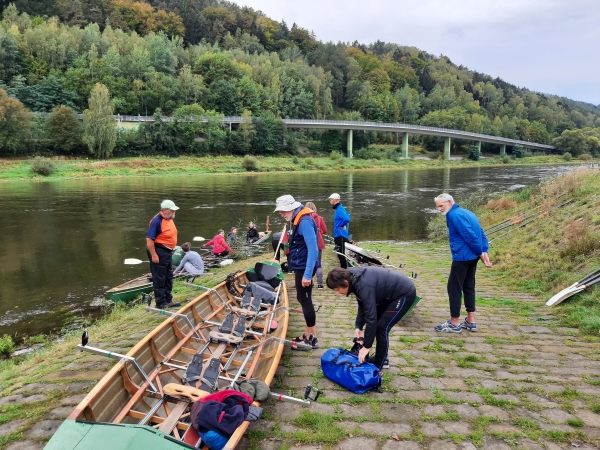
0, 88, 32, 154
552, 129, 588, 156
238, 109, 256, 149
46, 105, 83, 153
83, 83, 117, 158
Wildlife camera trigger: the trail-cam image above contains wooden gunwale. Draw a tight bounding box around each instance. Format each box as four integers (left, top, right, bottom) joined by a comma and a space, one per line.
66, 270, 289, 449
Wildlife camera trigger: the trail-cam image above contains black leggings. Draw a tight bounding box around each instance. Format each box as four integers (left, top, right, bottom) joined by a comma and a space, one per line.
447, 258, 478, 318
294, 269, 316, 328
371, 287, 417, 368
334, 236, 347, 269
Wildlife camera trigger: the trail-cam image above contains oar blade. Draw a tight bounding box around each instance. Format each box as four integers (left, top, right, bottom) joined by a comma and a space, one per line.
124, 258, 144, 265
193, 236, 205, 242
546, 286, 585, 306
220, 259, 234, 266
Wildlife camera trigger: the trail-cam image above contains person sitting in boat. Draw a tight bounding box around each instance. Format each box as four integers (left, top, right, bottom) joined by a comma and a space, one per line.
204, 229, 231, 257
247, 221, 260, 243
326, 266, 418, 370
173, 242, 204, 276
226, 227, 239, 246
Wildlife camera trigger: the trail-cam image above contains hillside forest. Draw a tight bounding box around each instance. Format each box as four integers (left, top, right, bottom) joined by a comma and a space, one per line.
1, 0, 599, 159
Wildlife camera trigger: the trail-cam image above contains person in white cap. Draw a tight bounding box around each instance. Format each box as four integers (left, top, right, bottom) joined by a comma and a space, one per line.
274, 194, 320, 349
146, 199, 181, 309
328, 193, 351, 269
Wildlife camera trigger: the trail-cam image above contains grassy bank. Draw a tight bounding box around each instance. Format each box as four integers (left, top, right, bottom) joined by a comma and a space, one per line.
428, 167, 600, 334
0, 153, 591, 182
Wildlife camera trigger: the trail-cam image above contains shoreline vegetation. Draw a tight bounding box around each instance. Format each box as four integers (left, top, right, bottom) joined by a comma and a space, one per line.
0, 153, 597, 182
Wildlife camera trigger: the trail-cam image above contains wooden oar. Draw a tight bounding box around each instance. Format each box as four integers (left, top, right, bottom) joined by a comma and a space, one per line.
192, 236, 205, 242
272, 224, 287, 262
124, 258, 148, 265
546, 268, 600, 307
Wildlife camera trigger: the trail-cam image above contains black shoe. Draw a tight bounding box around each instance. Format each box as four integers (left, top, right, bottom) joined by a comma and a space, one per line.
382, 359, 390, 369
317, 285, 324, 290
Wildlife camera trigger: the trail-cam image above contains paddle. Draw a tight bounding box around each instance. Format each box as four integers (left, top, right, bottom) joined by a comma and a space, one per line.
124, 258, 148, 265
272, 224, 287, 262
546, 268, 600, 307
193, 236, 205, 242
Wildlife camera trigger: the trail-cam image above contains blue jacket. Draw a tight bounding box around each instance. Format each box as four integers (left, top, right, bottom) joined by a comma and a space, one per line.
289, 206, 319, 279
332, 203, 350, 239
446, 204, 489, 261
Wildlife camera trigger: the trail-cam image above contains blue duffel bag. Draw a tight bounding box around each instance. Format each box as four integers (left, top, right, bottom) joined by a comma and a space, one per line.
321, 348, 381, 394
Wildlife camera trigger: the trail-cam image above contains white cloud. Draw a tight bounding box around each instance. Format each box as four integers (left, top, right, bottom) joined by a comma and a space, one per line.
229, 0, 600, 104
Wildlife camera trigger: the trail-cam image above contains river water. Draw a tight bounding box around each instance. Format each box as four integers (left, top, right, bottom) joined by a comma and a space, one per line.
0, 165, 572, 338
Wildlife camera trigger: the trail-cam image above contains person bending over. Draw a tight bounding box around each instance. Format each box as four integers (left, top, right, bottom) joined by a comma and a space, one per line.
327, 266, 417, 369
204, 229, 231, 257
173, 242, 204, 276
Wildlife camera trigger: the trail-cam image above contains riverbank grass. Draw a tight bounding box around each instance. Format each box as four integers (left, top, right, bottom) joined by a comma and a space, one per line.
0, 154, 587, 181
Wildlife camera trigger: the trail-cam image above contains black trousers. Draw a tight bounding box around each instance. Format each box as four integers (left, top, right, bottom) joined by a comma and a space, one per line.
294, 269, 317, 328
370, 287, 417, 369
147, 246, 173, 307
334, 236, 347, 269
447, 258, 479, 318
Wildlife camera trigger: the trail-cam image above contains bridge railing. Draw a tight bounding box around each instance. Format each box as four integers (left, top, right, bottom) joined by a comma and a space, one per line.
31, 113, 555, 150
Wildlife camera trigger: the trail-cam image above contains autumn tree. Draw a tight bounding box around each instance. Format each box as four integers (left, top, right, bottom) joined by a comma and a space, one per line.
83, 83, 117, 158
46, 105, 83, 153
0, 88, 32, 154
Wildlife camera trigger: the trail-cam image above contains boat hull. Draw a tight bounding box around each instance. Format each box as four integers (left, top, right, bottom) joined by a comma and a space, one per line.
48, 267, 288, 449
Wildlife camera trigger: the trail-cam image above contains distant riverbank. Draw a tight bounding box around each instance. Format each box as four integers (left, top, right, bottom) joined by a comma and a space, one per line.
0, 154, 590, 182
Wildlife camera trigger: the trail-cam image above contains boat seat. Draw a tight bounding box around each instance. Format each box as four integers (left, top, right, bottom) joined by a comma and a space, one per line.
164, 383, 210, 402
209, 331, 243, 345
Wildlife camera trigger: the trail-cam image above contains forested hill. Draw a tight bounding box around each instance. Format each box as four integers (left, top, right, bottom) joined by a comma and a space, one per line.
1, 0, 599, 158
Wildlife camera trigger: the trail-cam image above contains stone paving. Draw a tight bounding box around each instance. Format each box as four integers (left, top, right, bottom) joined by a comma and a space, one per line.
242, 244, 600, 449
0, 242, 599, 449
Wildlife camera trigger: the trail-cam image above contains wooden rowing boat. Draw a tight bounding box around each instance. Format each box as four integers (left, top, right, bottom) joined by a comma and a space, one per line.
106, 272, 189, 304
47, 266, 289, 449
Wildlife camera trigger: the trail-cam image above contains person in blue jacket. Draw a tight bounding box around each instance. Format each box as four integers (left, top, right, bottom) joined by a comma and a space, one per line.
434, 193, 493, 333
329, 193, 351, 269
274, 194, 320, 349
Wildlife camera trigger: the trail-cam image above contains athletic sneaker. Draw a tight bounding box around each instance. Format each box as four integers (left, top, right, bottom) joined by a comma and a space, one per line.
382, 359, 390, 369
462, 318, 477, 332
291, 334, 319, 351
306, 334, 319, 349
435, 320, 462, 333
317, 285, 324, 290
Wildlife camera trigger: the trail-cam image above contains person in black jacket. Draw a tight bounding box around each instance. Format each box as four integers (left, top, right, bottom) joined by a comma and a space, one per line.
326, 266, 417, 369
246, 221, 259, 243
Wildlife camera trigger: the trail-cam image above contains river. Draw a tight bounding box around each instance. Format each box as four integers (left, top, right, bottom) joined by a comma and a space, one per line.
0, 165, 573, 338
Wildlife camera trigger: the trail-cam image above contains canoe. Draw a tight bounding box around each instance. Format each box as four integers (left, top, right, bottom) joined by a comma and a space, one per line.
106, 272, 189, 304
46, 266, 289, 449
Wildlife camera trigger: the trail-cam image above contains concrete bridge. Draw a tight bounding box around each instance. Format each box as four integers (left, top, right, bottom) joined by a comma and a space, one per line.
39, 113, 557, 158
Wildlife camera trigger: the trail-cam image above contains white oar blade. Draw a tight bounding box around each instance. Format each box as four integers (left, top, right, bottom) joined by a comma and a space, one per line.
220, 259, 234, 266
124, 258, 144, 265
193, 236, 205, 242
546, 286, 586, 306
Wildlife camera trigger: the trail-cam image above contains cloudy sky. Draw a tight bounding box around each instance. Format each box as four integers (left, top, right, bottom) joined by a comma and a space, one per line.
230, 0, 600, 106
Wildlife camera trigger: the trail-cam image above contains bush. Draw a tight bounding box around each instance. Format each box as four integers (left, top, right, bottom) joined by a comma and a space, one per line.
562, 152, 572, 161
512, 145, 531, 158
0, 334, 14, 357
329, 150, 343, 161
578, 153, 592, 161
292, 156, 299, 164
467, 145, 480, 161
241, 155, 258, 171
30, 156, 56, 176
501, 156, 511, 164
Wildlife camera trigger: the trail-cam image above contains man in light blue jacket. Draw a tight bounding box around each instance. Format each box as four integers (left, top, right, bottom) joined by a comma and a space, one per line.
329, 193, 351, 269
434, 193, 492, 333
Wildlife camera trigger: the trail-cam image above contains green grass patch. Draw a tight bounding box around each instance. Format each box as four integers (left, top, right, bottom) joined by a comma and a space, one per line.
513, 417, 540, 431
567, 418, 584, 427
456, 354, 484, 368
291, 411, 347, 445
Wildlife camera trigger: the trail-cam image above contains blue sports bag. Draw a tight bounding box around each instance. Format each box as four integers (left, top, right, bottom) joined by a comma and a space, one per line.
321, 348, 381, 394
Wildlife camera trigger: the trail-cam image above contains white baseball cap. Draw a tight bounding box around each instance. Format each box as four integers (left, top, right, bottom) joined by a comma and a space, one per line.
160, 199, 180, 210
328, 193, 341, 200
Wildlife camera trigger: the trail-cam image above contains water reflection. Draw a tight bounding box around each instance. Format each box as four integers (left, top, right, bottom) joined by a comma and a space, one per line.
0, 165, 572, 337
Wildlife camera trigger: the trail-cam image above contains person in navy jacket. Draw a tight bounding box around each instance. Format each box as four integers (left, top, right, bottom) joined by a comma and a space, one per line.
434, 193, 492, 333
329, 193, 351, 269
274, 195, 320, 349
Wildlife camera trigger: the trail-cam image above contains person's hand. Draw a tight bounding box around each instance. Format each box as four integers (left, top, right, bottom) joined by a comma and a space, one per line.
480, 252, 493, 268
341, 225, 346, 230
353, 329, 364, 339
151, 254, 159, 264
301, 277, 312, 287
358, 346, 370, 364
